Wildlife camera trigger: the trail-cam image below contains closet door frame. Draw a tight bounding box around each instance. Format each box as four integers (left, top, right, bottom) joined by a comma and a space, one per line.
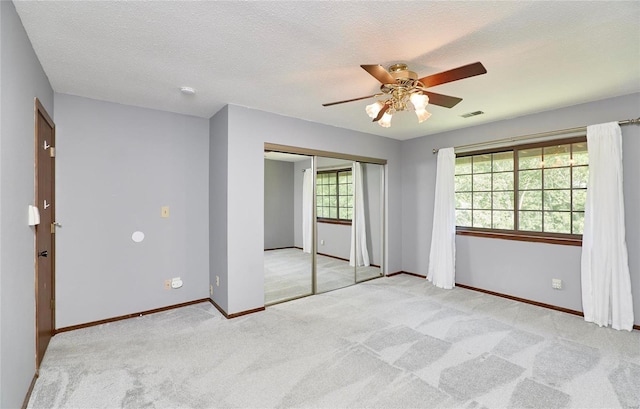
264, 143, 387, 298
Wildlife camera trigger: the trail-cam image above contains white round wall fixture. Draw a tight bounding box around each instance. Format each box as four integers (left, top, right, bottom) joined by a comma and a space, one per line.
131, 231, 145, 243
180, 86, 196, 95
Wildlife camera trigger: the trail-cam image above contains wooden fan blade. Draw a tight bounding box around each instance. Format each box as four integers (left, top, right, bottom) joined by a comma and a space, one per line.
322, 94, 378, 107
419, 91, 463, 108
418, 62, 487, 88
372, 103, 390, 122
361, 65, 396, 85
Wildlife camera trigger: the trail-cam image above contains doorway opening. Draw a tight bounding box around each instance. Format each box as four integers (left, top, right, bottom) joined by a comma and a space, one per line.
34, 98, 56, 372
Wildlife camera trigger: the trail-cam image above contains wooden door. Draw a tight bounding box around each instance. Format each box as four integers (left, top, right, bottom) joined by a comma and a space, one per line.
35, 98, 56, 371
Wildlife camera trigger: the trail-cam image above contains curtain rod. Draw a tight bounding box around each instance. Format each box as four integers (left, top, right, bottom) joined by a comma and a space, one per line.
432, 117, 640, 154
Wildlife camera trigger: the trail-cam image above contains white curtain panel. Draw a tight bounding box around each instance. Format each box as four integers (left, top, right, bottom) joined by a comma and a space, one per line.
302, 168, 313, 253
581, 122, 634, 331
427, 147, 457, 289
350, 162, 370, 267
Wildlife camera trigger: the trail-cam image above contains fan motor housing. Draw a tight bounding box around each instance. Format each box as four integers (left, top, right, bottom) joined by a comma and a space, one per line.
388, 63, 418, 80
381, 63, 420, 94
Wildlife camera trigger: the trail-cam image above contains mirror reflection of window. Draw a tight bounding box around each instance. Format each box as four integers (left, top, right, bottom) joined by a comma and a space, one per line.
317, 169, 352, 222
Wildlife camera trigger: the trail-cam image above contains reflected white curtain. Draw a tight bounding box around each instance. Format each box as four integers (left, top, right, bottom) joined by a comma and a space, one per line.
302, 168, 313, 253
427, 147, 456, 289
581, 122, 634, 331
350, 162, 370, 267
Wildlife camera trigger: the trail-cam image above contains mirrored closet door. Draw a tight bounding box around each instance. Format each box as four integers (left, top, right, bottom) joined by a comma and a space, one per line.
263, 152, 313, 305
315, 156, 356, 293
264, 144, 386, 306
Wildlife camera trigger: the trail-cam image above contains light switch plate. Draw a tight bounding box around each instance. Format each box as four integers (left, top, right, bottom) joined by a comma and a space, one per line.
161, 206, 170, 218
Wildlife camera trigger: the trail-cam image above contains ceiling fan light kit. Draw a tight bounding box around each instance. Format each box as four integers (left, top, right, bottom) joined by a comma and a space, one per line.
323, 62, 487, 128
415, 107, 432, 123
365, 101, 384, 119
378, 111, 393, 128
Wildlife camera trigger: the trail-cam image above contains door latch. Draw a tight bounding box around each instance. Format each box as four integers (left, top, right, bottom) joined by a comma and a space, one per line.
51, 222, 61, 234
38, 250, 48, 258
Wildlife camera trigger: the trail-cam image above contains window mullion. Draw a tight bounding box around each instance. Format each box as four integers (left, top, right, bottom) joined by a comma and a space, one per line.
514, 149, 519, 231
570, 144, 576, 235
541, 150, 545, 233
490, 154, 494, 229
470, 157, 474, 227
335, 172, 340, 220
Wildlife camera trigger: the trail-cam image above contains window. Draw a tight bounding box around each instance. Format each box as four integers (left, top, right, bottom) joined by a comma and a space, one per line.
455, 138, 588, 242
317, 169, 352, 223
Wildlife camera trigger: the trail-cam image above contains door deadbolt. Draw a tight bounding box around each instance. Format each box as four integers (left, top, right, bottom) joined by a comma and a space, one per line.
38, 250, 48, 257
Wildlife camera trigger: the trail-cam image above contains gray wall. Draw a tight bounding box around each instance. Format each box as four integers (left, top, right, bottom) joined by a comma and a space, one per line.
317, 223, 351, 259
0, 1, 54, 406
54, 93, 210, 328
401, 92, 640, 325
264, 159, 294, 249
221, 104, 402, 315
209, 106, 229, 311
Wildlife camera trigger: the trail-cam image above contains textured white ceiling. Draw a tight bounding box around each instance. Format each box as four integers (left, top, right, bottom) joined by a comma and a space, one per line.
13, 1, 640, 140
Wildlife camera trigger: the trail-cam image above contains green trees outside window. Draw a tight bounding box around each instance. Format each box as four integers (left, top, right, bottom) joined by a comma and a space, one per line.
455, 139, 587, 236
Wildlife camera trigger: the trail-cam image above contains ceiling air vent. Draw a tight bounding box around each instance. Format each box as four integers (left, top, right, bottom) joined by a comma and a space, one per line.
461, 111, 484, 118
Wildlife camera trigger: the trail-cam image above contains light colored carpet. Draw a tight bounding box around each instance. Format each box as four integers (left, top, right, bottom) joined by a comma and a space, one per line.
264, 248, 382, 304
29, 275, 639, 408
264, 248, 313, 304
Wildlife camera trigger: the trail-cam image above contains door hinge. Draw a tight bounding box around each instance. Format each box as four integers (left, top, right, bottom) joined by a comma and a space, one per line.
49, 147, 56, 158
50, 299, 55, 310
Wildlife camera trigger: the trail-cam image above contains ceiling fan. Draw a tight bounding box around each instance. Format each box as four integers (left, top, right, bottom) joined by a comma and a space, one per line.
322, 62, 487, 127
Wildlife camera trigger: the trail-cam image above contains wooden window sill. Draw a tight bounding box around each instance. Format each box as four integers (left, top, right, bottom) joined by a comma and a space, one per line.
317, 218, 352, 226
456, 229, 582, 246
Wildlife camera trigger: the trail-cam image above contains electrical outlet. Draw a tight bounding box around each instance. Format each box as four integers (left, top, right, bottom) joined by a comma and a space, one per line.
164, 279, 171, 290
320, 240, 325, 245
209, 284, 214, 295
216, 275, 220, 287
552, 278, 563, 290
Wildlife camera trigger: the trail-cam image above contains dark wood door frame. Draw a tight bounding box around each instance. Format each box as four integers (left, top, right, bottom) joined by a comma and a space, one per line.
34, 98, 56, 372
